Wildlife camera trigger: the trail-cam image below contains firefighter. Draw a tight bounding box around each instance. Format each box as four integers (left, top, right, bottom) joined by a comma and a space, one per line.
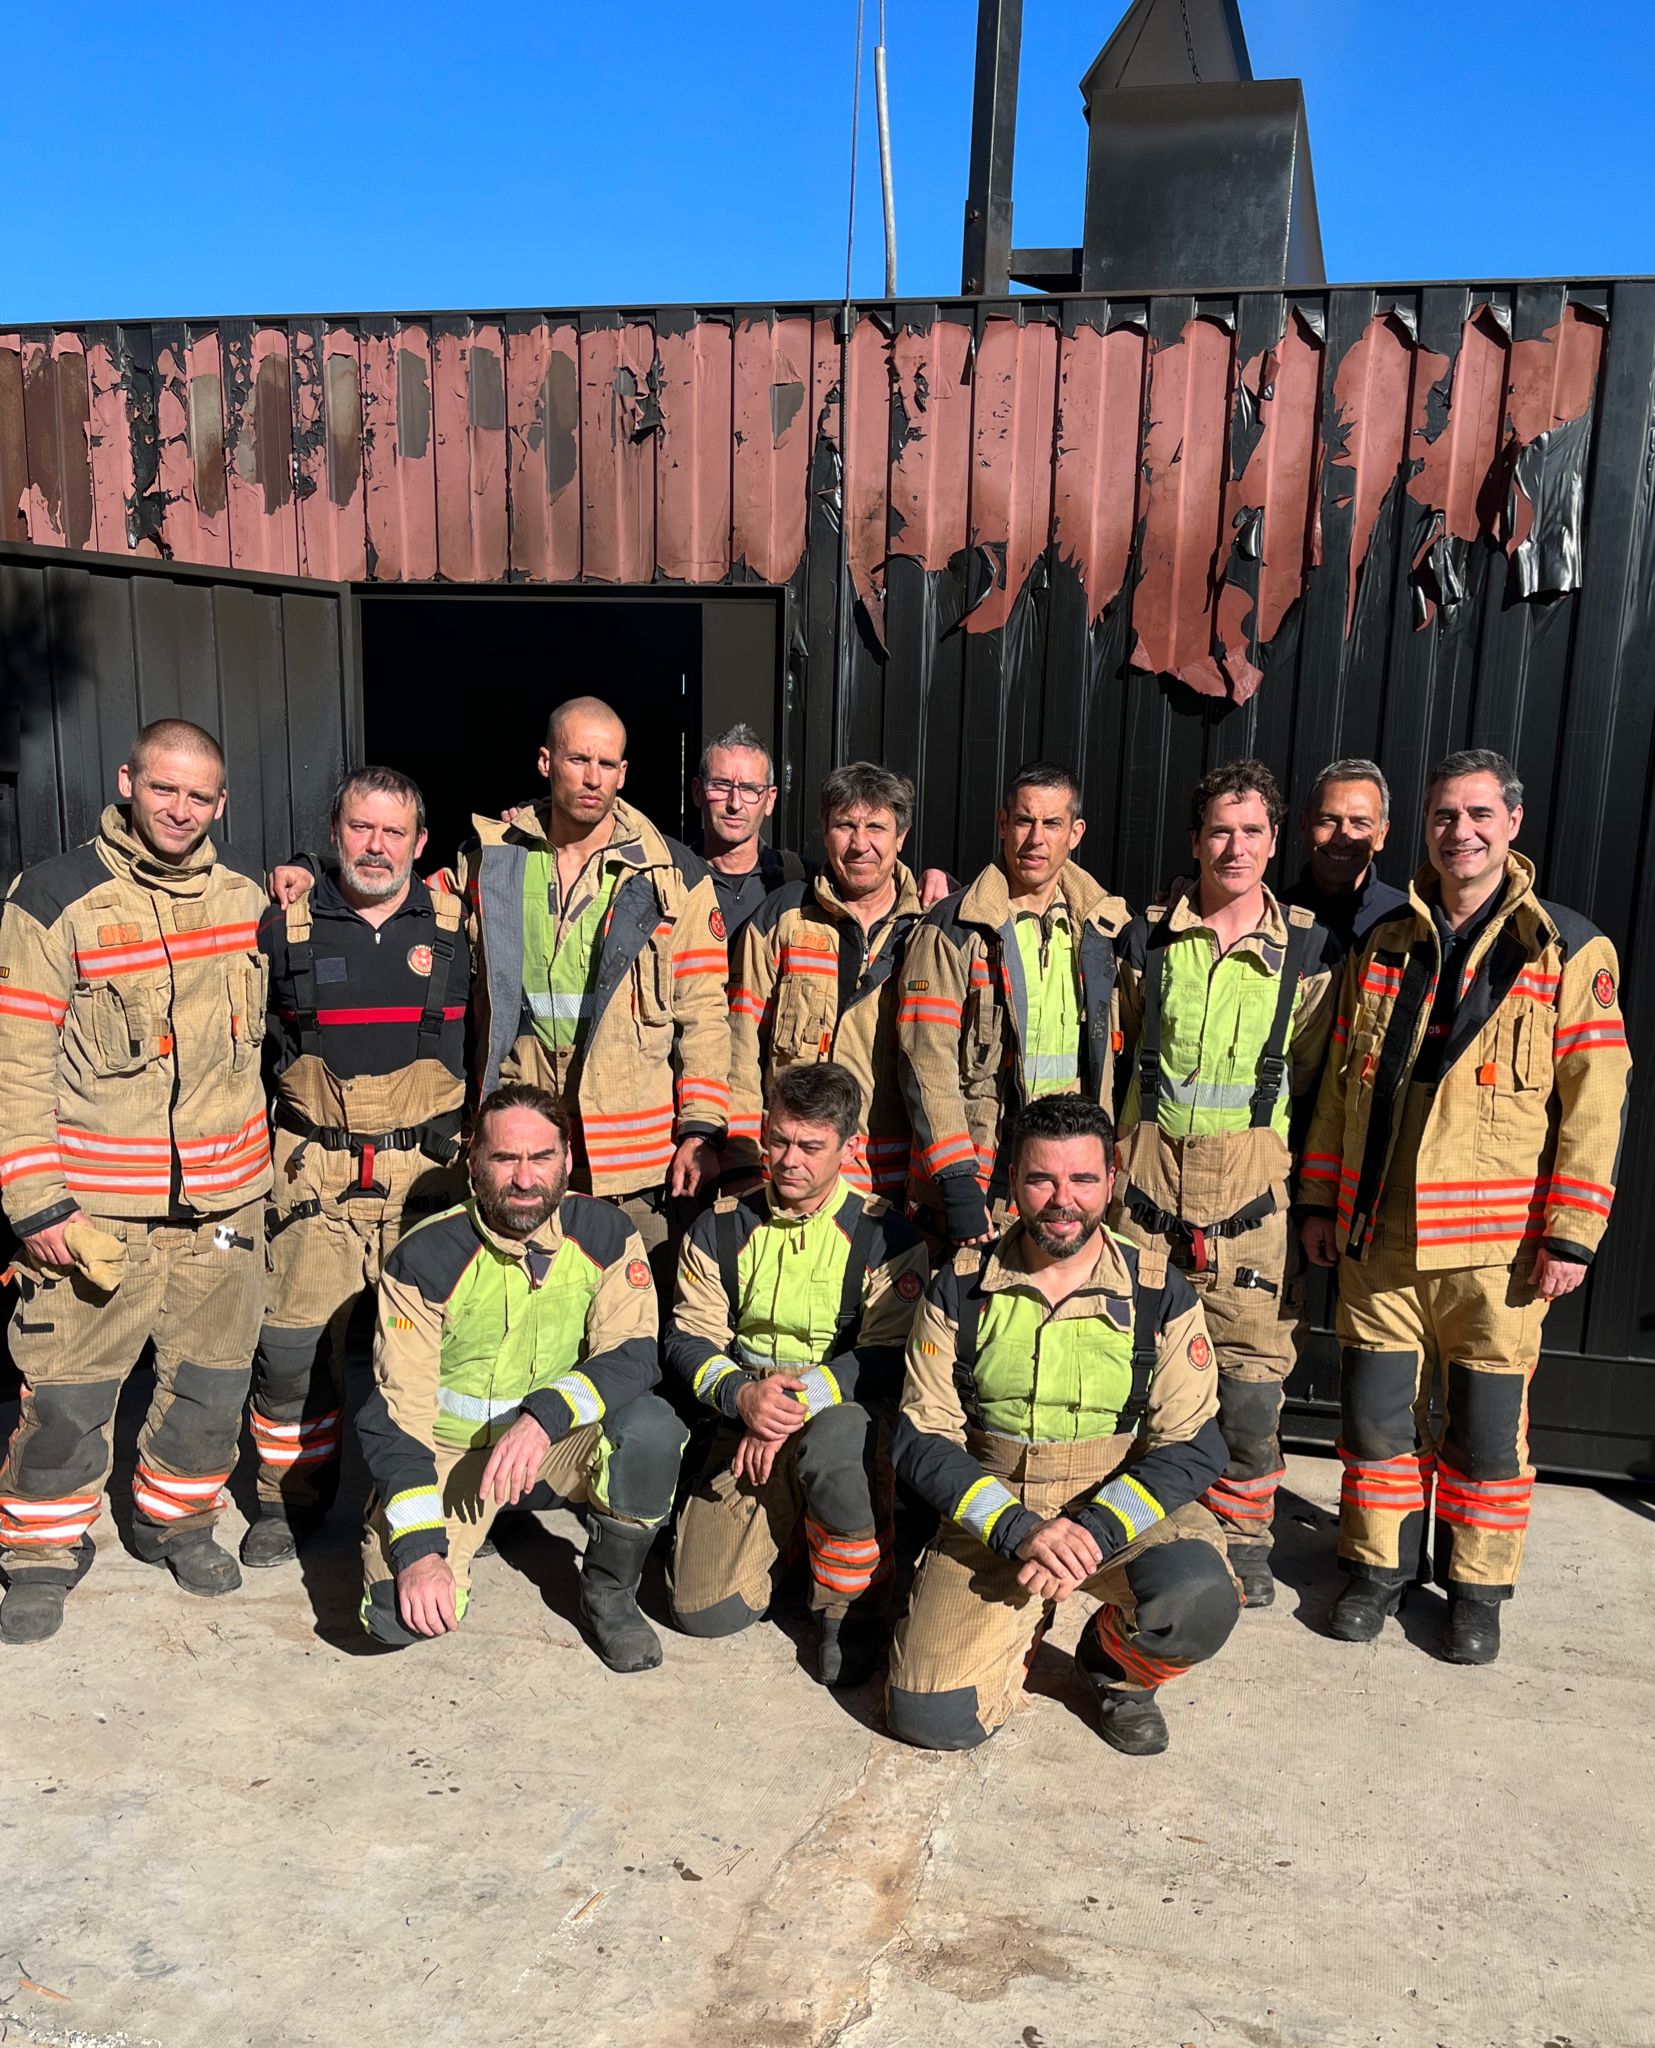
885, 1095, 1239, 1755
0, 720, 272, 1644
1281, 757, 1408, 970
244, 767, 469, 1569
666, 1061, 929, 1684
692, 723, 806, 942
725, 763, 923, 1203
898, 762, 1132, 1250
357, 1082, 688, 1667
1300, 749, 1631, 1664
1114, 760, 1336, 1610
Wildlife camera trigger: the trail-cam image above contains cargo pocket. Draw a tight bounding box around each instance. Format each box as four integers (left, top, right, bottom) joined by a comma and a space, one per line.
228, 953, 270, 1071
69, 979, 154, 1077
770, 972, 834, 1060
962, 985, 1002, 1089
632, 945, 672, 1049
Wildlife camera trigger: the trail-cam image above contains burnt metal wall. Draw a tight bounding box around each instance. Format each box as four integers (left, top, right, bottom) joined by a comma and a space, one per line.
0, 544, 355, 889
1, 281, 1653, 1476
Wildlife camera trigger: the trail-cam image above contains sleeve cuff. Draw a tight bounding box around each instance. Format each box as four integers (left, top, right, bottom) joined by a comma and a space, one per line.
390, 1526, 450, 1570
6, 1196, 77, 1240
987, 1504, 1041, 1560
519, 1389, 576, 1442
1070, 1503, 1128, 1561
1540, 1237, 1594, 1266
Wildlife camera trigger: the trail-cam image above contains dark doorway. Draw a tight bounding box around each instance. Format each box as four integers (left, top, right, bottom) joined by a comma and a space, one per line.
357, 594, 710, 866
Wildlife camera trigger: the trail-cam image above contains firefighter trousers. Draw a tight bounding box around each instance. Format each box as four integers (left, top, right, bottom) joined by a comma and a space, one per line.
0, 1204, 265, 1581
669, 1404, 893, 1635
1116, 1204, 1298, 1556
359, 1392, 687, 1645
1335, 1233, 1548, 1599
252, 1152, 463, 1513
887, 1500, 1238, 1751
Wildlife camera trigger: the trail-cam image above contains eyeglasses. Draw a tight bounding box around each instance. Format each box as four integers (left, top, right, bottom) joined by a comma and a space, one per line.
702, 778, 773, 804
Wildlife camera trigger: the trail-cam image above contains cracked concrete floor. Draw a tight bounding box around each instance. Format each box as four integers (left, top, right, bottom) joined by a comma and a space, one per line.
2, 1447, 1653, 2048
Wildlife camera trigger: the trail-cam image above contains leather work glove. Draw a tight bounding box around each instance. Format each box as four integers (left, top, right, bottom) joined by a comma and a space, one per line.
938, 1173, 993, 1247
64, 1221, 126, 1293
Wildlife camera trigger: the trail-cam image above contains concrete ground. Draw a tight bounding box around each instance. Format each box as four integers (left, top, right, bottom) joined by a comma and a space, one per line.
2, 1432, 1653, 2048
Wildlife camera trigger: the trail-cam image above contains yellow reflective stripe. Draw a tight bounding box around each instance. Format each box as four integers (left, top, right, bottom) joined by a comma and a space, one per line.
792, 1363, 842, 1416
693, 1355, 741, 1403
1090, 1472, 1165, 1543
385, 1485, 445, 1537
554, 1372, 604, 1428
955, 1474, 1020, 1543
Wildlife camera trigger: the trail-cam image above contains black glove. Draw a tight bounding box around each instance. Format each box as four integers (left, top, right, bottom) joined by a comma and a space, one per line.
938, 1173, 992, 1245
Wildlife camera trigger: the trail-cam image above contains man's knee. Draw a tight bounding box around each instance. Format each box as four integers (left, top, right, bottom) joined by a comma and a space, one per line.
794, 1403, 878, 1525
671, 1589, 766, 1639
360, 1578, 421, 1648
1443, 1362, 1525, 1480
1340, 1347, 1420, 1459
886, 1683, 991, 1751
6, 1379, 120, 1487
252, 1324, 330, 1406
1215, 1377, 1285, 1473
602, 1394, 689, 1522
1124, 1539, 1241, 1664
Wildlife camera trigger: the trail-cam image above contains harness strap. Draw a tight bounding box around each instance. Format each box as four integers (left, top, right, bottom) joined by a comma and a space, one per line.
833, 1200, 882, 1353
950, 1253, 988, 1429
284, 896, 321, 1058
1249, 919, 1311, 1128
416, 892, 464, 1061
1135, 915, 1178, 1118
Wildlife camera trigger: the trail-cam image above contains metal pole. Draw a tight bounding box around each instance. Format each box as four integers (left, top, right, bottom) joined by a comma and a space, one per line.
960, 0, 1022, 295
875, 12, 897, 298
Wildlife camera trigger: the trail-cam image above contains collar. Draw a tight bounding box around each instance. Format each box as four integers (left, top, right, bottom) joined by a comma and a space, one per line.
484, 796, 659, 870
763, 1178, 860, 1230
959, 858, 1108, 931
468, 1195, 565, 1265
99, 805, 219, 897
312, 868, 433, 924
1406, 851, 1537, 940
1286, 863, 1376, 921
810, 862, 921, 927
1161, 876, 1291, 960
980, 1219, 1135, 1299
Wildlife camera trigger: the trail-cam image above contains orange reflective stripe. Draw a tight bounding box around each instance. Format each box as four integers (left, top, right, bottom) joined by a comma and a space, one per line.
0, 986, 69, 1025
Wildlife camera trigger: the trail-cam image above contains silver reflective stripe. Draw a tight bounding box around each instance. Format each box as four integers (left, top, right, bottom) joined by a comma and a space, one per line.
1091, 1473, 1165, 1543
550, 1372, 604, 1426
385, 1486, 444, 1536
955, 1475, 1020, 1543
793, 1365, 842, 1417
693, 1355, 742, 1402
1024, 1053, 1079, 1082
735, 1341, 815, 1372
1161, 1073, 1281, 1110
524, 990, 594, 1021
437, 1387, 522, 1423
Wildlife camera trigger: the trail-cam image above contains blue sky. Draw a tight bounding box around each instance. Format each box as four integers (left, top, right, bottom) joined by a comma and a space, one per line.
6, 0, 1651, 323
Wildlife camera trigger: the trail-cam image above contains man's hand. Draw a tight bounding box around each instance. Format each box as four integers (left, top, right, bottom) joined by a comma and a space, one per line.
668, 1136, 720, 1200
1014, 1516, 1102, 1602
1533, 1247, 1588, 1301
267, 863, 315, 907
22, 1216, 81, 1273
479, 1412, 552, 1506
498, 801, 535, 825
918, 867, 955, 911
734, 1374, 809, 1442
397, 1553, 460, 1638
1299, 1217, 1340, 1269
731, 1432, 784, 1488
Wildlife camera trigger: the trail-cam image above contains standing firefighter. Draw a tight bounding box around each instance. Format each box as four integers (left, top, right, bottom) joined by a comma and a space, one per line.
886, 1097, 1239, 1756
1114, 761, 1336, 1609
1301, 750, 1631, 1663
725, 764, 923, 1203
245, 767, 469, 1568
0, 721, 271, 1644
667, 1063, 929, 1684
898, 763, 1132, 1249
357, 1084, 688, 1667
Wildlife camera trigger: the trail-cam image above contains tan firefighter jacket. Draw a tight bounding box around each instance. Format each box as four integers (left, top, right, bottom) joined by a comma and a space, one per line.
1297, 853, 1631, 1270
896, 860, 1132, 1211
890, 1222, 1224, 1562
0, 806, 272, 1235
1114, 882, 1336, 1234
725, 864, 923, 1199
451, 797, 730, 1197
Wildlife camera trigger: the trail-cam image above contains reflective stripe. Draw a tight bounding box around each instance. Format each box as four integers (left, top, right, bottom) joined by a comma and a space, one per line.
551, 1371, 604, 1427
525, 990, 594, 1021
693, 1355, 743, 1404
1160, 1073, 1279, 1110
386, 1486, 445, 1537
1024, 1053, 1079, 1082
1090, 1472, 1165, 1543
437, 1387, 523, 1424
792, 1364, 842, 1417
955, 1475, 1020, 1543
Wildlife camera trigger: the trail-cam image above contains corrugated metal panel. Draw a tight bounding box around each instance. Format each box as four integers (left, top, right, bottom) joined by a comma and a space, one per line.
1, 282, 1652, 1474
0, 544, 356, 889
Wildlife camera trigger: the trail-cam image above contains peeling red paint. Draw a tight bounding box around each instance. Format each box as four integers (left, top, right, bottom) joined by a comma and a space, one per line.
294, 324, 367, 582
842, 317, 892, 641
433, 323, 508, 583
731, 316, 814, 584
1052, 323, 1148, 623
17, 338, 96, 551
0, 336, 28, 544
1331, 314, 1446, 636
888, 320, 974, 578
362, 323, 438, 584
1407, 305, 1509, 552
1131, 317, 1237, 692
963, 317, 1060, 636
153, 331, 230, 567
580, 323, 657, 585
83, 337, 135, 554
657, 323, 733, 583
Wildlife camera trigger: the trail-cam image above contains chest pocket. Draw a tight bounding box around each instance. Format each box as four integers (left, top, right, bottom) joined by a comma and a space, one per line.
962, 958, 1004, 1082
770, 926, 840, 1057
1349, 1028, 1381, 1090
1512, 1003, 1553, 1089
526, 1263, 596, 1387
68, 976, 161, 1078
632, 937, 673, 1030
228, 952, 270, 1070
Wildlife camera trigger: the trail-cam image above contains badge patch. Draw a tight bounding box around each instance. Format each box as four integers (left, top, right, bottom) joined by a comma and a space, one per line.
626, 1258, 651, 1289
1594, 968, 1616, 1009
1188, 1334, 1212, 1370
905, 979, 930, 992
895, 1270, 923, 1301
407, 944, 434, 976
97, 923, 141, 947
389, 1314, 414, 1333
709, 911, 727, 942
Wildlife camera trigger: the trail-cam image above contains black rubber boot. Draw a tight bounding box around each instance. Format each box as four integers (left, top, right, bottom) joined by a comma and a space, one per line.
0, 1580, 69, 1645
1089, 1685, 1170, 1756
153, 1533, 242, 1599
816, 1613, 884, 1689
578, 1514, 663, 1672
1443, 1594, 1502, 1665
1230, 1545, 1275, 1609
1327, 1578, 1402, 1642
240, 1510, 321, 1570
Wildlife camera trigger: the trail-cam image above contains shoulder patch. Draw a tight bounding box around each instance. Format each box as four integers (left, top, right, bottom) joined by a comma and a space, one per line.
895, 1269, 924, 1301
6, 842, 111, 929
625, 1257, 652, 1289
708, 909, 727, 943
1187, 1332, 1213, 1370
1593, 968, 1617, 1009
560, 1192, 633, 1269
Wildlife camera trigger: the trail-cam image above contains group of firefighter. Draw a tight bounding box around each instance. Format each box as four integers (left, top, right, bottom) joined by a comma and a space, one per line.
0, 694, 1630, 1759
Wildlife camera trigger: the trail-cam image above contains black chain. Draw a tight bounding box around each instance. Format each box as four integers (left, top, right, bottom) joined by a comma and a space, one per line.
1180, 0, 1203, 81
